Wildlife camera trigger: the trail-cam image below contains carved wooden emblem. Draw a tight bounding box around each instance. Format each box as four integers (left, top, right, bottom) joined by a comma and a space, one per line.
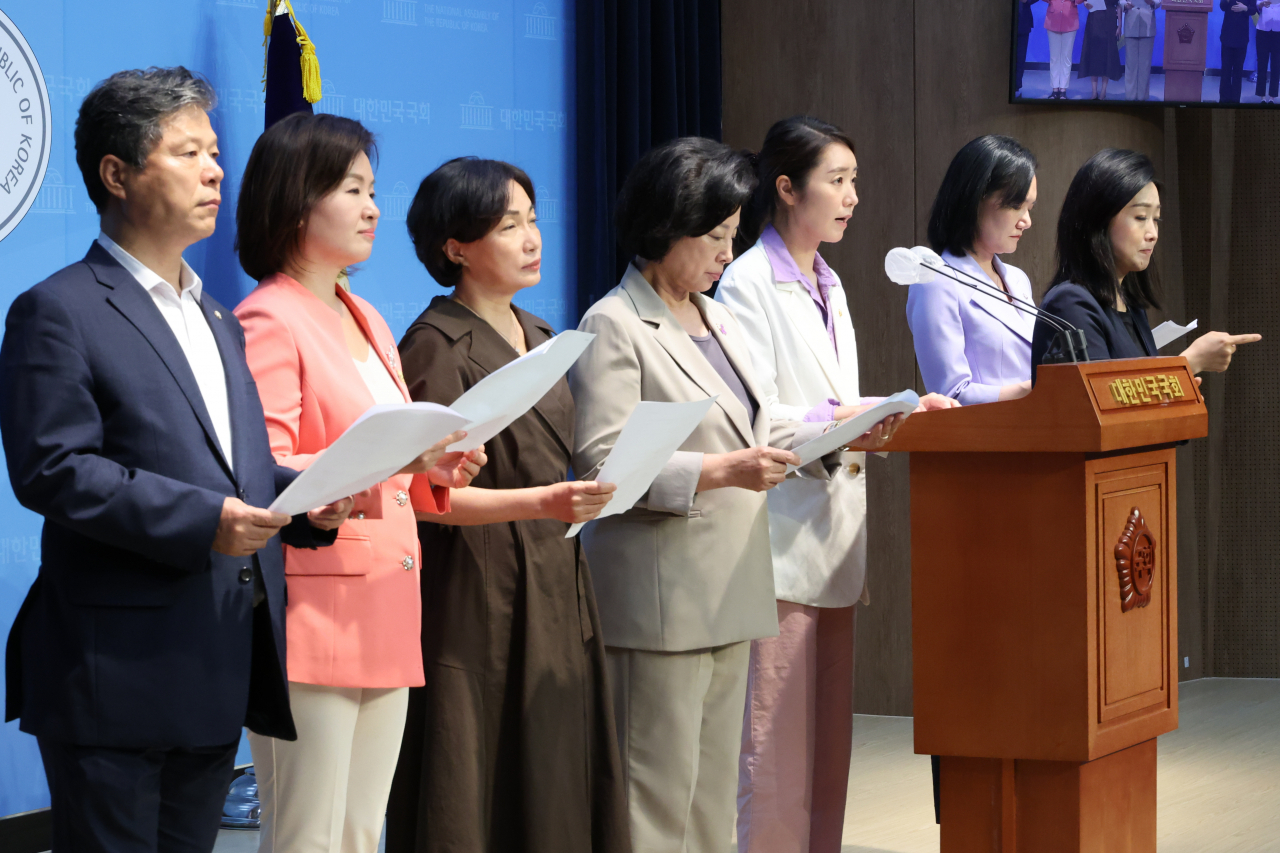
1115, 508, 1156, 612
1177, 22, 1196, 44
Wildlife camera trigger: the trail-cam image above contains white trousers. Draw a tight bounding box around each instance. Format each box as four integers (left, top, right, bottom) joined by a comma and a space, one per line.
249, 682, 409, 853
607, 642, 751, 853
1048, 30, 1078, 90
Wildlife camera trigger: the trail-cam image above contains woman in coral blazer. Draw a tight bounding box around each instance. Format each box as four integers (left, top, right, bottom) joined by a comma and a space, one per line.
233, 114, 482, 853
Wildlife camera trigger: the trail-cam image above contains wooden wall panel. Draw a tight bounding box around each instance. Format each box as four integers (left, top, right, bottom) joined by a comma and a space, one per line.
724, 0, 1184, 715
1213, 111, 1280, 677
1174, 111, 1213, 681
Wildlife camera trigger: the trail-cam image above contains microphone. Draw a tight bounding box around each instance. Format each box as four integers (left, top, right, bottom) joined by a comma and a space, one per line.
885, 247, 1088, 365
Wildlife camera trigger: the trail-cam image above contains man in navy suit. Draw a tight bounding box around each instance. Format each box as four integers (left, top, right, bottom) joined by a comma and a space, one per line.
1015, 0, 1044, 96
0, 67, 352, 853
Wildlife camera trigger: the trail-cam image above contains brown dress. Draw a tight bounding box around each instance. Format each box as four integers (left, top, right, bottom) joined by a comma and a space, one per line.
385, 296, 630, 853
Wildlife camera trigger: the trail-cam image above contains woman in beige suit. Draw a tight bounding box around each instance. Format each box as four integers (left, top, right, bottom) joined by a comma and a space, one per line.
568, 137, 902, 853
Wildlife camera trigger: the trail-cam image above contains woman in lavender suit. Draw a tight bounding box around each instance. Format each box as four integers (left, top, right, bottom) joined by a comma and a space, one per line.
907, 136, 1039, 406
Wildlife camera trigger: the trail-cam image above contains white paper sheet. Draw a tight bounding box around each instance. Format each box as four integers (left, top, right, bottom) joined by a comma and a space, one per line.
446, 330, 596, 452
787, 390, 920, 472
1151, 318, 1198, 350
566, 398, 717, 538
269, 403, 469, 516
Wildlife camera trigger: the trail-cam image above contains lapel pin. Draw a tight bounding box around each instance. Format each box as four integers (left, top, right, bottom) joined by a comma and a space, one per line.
214, 310, 222, 320
718, 323, 727, 335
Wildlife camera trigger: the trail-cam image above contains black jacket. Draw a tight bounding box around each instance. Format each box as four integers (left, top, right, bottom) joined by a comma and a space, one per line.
1221, 0, 1258, 48
1030, 281, 1157, 382
1019, 0, 1043, 35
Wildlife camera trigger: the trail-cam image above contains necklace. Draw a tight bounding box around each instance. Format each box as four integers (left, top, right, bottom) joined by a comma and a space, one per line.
452, 293, 526, 354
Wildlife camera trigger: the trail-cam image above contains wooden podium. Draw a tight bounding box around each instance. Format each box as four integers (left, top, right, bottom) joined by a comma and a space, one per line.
882, 358, 1207, 852
1163, 0, 1215, 102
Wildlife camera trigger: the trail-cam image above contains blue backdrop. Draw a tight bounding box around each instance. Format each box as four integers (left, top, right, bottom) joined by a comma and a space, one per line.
0, 0, 576, 818
1026, 4, 1258, 72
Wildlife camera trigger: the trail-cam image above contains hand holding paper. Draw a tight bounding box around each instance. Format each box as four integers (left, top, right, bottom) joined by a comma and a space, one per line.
306, 496, 356, 530
788, 390, 920, 471
700, 445, 801, 492
540, 480, 618, 524
395, 429, 469, 475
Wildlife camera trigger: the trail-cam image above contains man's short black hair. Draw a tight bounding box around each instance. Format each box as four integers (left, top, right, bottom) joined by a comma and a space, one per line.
74, 67, 216, 213
616, 137, 757, 262
927, 135, 1038, 257
406, 157, 535, 288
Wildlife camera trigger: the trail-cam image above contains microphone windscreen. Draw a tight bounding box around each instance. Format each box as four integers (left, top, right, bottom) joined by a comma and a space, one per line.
884, 247, 931, 285
911, 246, 944, 268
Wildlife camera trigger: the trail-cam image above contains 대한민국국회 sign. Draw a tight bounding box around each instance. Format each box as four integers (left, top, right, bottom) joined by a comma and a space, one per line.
0, 9, 49, 242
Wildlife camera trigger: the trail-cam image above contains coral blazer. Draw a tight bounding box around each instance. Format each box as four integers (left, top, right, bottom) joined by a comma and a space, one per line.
235, 273, 448, 688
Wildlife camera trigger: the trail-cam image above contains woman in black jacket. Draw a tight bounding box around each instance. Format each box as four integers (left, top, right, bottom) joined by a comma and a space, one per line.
1031, 149, 1258, 378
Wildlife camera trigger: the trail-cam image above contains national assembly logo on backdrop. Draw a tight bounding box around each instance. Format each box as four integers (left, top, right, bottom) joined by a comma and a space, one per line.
0, 10, 49, 242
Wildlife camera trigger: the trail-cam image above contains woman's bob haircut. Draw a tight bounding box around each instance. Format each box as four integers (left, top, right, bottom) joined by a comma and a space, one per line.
236, 112, 377, 282
1050, 148, 1161, 311
616, 137, 757, 263
406, 157, 535, 288
927, 135, 1038, 257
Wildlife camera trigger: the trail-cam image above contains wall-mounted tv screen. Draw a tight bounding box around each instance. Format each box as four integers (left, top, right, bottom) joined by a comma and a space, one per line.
1012, 0, 1280, 105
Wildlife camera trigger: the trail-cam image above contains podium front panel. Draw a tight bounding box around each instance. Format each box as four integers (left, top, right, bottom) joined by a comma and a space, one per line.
1092, 459, 1172, 724
913, 448, 1179, 763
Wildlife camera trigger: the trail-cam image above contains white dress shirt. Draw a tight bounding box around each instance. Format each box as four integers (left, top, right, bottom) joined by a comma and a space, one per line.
96, 232, 234, 469
1259, 0, 1280, 31
352, 350, 405, 406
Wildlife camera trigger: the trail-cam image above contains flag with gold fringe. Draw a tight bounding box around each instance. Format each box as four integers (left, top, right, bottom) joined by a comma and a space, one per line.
262, 0, 322, 129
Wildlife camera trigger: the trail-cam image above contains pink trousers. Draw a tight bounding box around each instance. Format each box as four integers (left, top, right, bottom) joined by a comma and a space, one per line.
737, 601, 856, 853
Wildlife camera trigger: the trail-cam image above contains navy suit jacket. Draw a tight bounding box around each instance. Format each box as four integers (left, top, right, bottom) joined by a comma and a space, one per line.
0, 243, 333, 748
1019, 0, 1043, 35
1221, 0, 1258, 48
1030, 281, 1158, 382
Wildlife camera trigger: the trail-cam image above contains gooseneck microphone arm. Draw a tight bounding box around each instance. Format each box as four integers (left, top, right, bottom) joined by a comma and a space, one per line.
884, 246, 1088, 365
918, 260, 1075, 336
909, 256, 1089, 365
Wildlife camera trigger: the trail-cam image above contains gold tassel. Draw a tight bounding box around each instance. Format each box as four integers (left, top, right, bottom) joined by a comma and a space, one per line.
260, 0, 274, 93
282, 0, 322, 104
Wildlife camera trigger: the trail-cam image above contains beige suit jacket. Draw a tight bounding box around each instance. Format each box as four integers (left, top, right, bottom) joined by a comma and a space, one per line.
570, 265, 828, 652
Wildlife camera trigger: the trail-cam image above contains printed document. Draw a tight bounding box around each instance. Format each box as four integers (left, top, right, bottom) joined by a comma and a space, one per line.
448, 330, 595, 452
788, 390, 920, 471
1151, 318, 1198, 350
269, 403, 469, 516
566, 397, 717, 538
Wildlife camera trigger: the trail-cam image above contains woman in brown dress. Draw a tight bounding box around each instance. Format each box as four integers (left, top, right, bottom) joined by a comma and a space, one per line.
385, 157, 630, 853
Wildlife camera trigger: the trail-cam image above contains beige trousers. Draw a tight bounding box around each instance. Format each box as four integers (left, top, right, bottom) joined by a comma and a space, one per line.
607, 641, 752, 853
249, 682, 409, 853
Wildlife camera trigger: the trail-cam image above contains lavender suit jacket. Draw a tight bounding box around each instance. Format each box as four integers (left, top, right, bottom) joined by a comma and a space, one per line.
905, 251, 1035, 405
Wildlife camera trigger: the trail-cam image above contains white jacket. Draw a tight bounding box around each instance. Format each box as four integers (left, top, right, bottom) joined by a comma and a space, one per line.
715, 239, 869, 608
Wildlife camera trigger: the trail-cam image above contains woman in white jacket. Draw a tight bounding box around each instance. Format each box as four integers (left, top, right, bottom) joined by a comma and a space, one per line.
716, 116, 955, 853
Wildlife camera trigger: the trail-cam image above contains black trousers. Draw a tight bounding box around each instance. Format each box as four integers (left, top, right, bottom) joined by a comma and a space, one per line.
39, 737, 237, 853
1257, 31, 1280, 97
1221, 45, 1248, 103
1016, 32, 1031, 91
